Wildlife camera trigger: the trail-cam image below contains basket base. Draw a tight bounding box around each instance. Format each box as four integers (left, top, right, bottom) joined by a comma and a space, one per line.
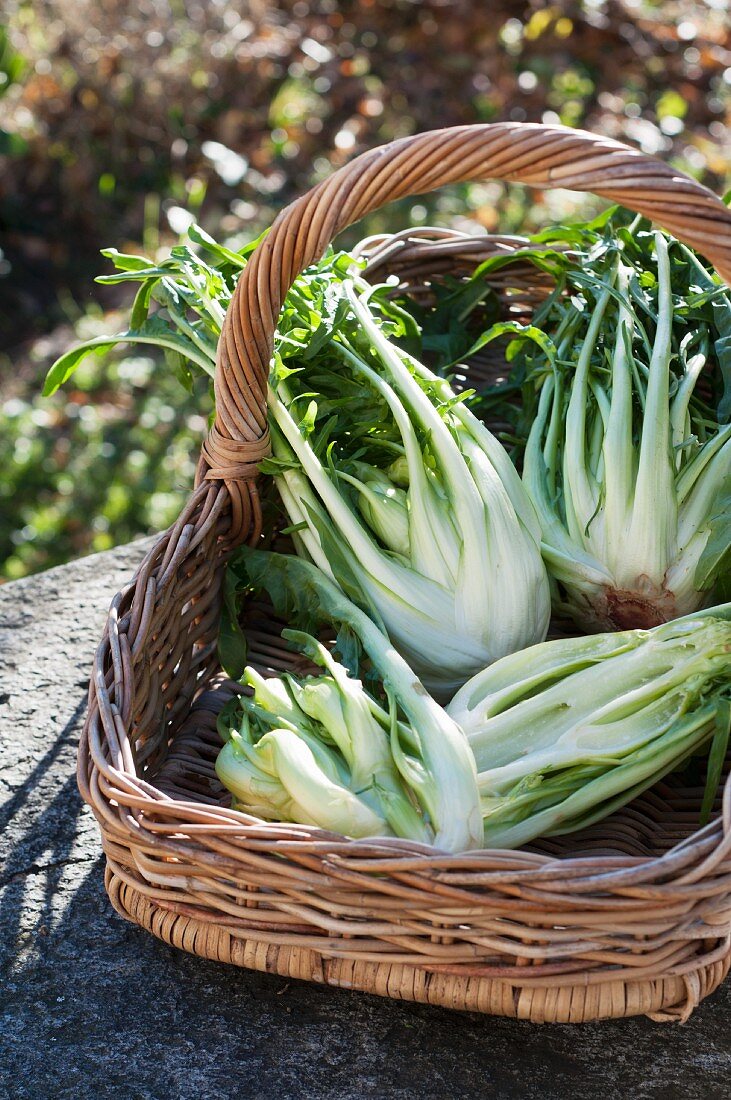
106, 869, 730, 1024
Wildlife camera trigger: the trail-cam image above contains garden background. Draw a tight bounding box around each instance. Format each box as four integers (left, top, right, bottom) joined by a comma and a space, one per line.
1, 0, 729, 581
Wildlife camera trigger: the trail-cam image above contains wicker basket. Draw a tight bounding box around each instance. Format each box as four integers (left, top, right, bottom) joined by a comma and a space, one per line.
81, 124, 731, 1024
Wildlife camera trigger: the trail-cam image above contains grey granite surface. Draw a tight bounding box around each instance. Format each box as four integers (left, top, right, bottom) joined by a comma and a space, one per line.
1, 540, 730, 1100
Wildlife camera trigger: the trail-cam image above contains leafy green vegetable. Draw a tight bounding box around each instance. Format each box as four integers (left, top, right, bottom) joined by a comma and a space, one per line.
225, 547, 483, 852
45, 225, 551, 697
42, 213, 731, 855
267, 265, 550, 696
216, 722, 390, 838
217, 629, 431, 842
482, 214, 731, 631
448, 613, 731, 848
43, 314, 217, 396
43, 229, 272, 398
223, 556, 731, 851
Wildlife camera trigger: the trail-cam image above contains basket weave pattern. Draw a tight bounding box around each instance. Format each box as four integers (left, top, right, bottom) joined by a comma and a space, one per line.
80, 124, 731, 1023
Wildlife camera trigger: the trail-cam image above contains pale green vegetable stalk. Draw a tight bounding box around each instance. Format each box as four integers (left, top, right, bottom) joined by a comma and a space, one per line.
216, 631, 431, 842
223, 548, 483, 852
520, 227, 731, 632
267, 272, 550, 698
216, 723, 389, 838
448, 612, 731, 849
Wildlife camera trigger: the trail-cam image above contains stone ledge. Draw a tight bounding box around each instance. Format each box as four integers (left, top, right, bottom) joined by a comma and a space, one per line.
1, 541, 730, 1099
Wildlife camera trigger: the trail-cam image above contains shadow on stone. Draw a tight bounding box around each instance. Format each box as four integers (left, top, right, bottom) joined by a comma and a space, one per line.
0, 697, 85, 842
0, 700, 90, 975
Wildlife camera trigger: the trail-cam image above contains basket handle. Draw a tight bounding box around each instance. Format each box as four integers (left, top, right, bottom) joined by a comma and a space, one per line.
202, 122, 731, 541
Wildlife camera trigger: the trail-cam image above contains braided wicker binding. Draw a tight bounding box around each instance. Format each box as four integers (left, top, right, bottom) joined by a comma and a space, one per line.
80, 125, 731, 1024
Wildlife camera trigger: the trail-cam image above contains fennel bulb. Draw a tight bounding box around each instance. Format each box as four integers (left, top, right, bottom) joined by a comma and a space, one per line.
266, 267, 550, 697
448, 611, 731, 849
516, 222, 731, 631
223, 547, 484, 852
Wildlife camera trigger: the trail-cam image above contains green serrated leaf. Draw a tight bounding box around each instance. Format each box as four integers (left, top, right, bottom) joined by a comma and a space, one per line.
43, 314, 216, 395
712, 298, 731, 423
187, 223, 248, 269
463, 320, 558, 365
98, 247, 155, 272
218, 568, 249, 679
259, 454, 301, 476
96, 267, 176, 285
164, 348, 194, 393
130, 279, 157, 330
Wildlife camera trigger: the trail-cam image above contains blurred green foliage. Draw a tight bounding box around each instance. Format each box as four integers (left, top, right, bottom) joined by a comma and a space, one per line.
0, 336, 209, 580
1, 0, 730, 580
